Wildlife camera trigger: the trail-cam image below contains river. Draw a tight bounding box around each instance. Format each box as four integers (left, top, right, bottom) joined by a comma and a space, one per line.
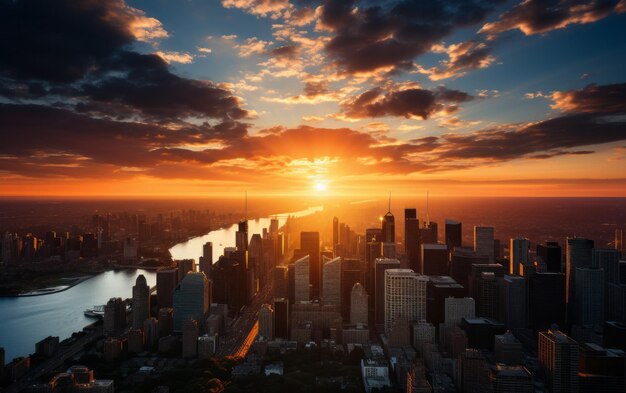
0, 205, 322, 362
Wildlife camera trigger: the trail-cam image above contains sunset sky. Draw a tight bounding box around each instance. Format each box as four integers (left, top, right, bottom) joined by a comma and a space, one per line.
1, 0, 625, 197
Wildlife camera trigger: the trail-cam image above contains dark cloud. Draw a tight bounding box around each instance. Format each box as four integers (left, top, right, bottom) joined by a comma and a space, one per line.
320, 0, 503, 74
551, 83, 626, 114
479, 0, 623, 36
303, 81, 329, 97
339, 86, 473, 119
0, 0, 248, 125
269, 44, 299, 59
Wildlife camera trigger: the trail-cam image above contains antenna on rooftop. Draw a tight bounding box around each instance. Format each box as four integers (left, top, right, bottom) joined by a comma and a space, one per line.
388, 192, 391, 213
426, 191, 430, 224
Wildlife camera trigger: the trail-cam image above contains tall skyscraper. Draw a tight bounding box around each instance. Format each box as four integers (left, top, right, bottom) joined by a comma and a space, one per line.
300, 232, 320, 298
103, 297, 126, 336
566, 237, 594, 311
382, 197, 395, 243
537, 241, 562, 273
405, 208, 420, 272
294, 255, 310, 302
172, 272, 209, 331
322, 257, 341, 306
575, 267, 604, 327
350, 282, 368, 325
375, 258, 401, 325
444, 297, 475, 326
273, 265, 288, 299
157, 268, 178, 309
538, 330, 579, 393
527, 271, 566, 331
503, 275, 526, 329
445, 219, 462, 249
273, 298, 289, 339
236, 219, 248, 252
332, 217, 339, 255
474, 226, 495, 263
258, 304, 274, 340
199, 242, 213, 278
132, 274, 150, 329
509, 237, 530, 275
420, 243, 449, 276
157, 307, 174, 338
384, 269, 428, 334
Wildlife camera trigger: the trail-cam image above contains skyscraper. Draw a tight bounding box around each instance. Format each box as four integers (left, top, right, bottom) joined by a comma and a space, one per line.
132, 274, 150, 329
182, 318, 199, 358
538, 330, 579, 393
273, 265, 288, 299
258, 303, 274, 340
172, 272, 209, 331
509, 237, 530, 275
382, 201, 395, 243
474, 226, 495, 263
503, 275, 526, 329
157, 268, 178, 309
575, 267, 604, 327
566, 237, 594, 312
294, 255, 310, 303
199, 242, 213, 278
420, 243, 449, 276
300, 232, 320, 298
273, 298, 289, 339
332, 216, 339, 255
405, 208, 420, 272
103, 297, 126, 336
537, 241, 562, 273
350, 282, 368, 325
445, 219, 462, 249
322, 257, 341, 306
375, 258, 401, 325
384, 269, 428, 334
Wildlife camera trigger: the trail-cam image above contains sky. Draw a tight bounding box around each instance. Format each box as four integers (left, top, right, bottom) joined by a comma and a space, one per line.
1, 0, 625, 198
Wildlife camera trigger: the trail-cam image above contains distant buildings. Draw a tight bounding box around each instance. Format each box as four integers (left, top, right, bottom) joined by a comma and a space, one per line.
509, 237, 530, 275
445, 219, 462, 249
474, 226, 495, 263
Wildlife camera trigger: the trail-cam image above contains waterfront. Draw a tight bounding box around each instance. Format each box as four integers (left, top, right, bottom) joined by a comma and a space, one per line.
0, 269, 156, 361
169, 205, 323, 262
0, 205, 323, 362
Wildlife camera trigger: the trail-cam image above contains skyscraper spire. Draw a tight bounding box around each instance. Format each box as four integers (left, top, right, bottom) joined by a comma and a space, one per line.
388, 191, 391, 213
426, 191, 430, 224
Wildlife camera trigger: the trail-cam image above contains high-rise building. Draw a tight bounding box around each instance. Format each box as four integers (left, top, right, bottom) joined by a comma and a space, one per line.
143, 317, 158, 350
537, 241, 562, 273
444, 297, 475, 326
475, 272, 501, 320
259, 303, 274, 340
132, 274, 150, 329
199, 242, 213, 278
474, 226, 495, 263
322, 257, 341, 306
300, 232, 320, 298
382, 209, 395, 244
450, 248, 489, 292
128, 329, 144, 354
575, 267, 604, 327
538, 330, 579, 393
566, 237, 594, 308
405, 208, 420, 272
177, 259, 196, 282
158, 307, 173, 338
527, 271, 566, 331
182, 318, 199, 358
273, 265, 288, 299
384, 269, 428, 334
457, 349, 491, 393
616, 228, 624, 255
350, 282, 368, 325
332, 217, 339, 255
375, 258, 401, 325
592, 248, 620, 317
236, 220, 248, 252
172, 272, 209, 331
489, 364, 533, 393
494, 331, 524, 365
503, 275, 526, 329
445, 219, 462, 249
426, 276, 464, 326
509, 237, 530, 275
156, 268, 178, 309
420, 243, 449, 276
273, 298, 289, 339
294, 255, 310, 302
103, 297, 126, 336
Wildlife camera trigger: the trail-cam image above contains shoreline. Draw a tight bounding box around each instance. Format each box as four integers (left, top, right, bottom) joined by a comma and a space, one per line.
2, 275, 97, 298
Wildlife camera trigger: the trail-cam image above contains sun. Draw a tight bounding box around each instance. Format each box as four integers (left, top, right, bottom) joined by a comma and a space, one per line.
315, 182, 328, 192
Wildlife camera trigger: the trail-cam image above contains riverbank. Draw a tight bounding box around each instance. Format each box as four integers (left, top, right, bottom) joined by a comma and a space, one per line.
14, 275, 95, 297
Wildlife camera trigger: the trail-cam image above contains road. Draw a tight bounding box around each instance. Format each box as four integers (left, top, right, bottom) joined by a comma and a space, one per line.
217, 283, 272, 357
5, 327, 102, 393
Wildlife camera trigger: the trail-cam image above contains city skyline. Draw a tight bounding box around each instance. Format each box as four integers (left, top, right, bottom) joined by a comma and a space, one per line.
1, 0, 626, 197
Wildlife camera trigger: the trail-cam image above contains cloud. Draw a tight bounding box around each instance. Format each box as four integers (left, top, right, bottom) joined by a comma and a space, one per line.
319, 0, 503, 75
155, 51, 195, 64
338, 85, 474, 120
221, 0, 292, 19
237, 37, 272, 57
197, 47, 213, 54
550, 83, 626, 113
415, 41, 495, 80
479, 0, 624, 37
